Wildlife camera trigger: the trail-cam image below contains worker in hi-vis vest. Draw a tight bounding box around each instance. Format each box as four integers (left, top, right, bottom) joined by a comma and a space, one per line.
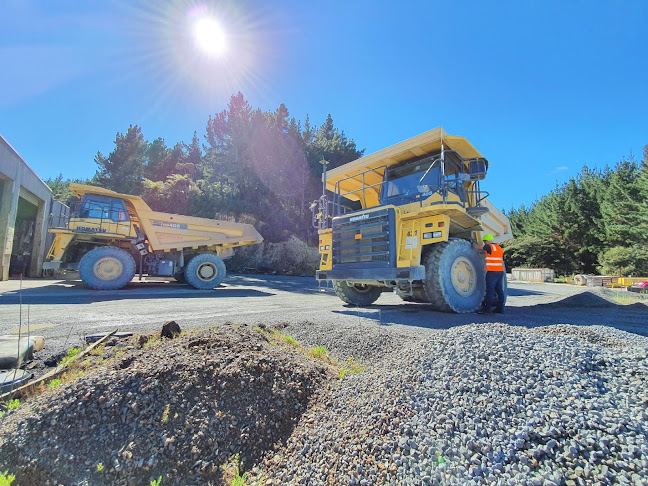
475, 234, 505, 315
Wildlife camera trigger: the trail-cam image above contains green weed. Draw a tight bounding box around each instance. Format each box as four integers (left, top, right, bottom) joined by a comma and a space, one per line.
339, 357, 367, 379
115, 351, 125, 359
307, 346, 328, 361
7, 399, 19, 411
161, 403, 171, 423
60, 347, 82, 367
269, 330, 299, 348
0, 470, 16, 485
48, 378, 62, 389
90, 343, 106, 356
150, 476, 162, 486
229, 454, 248, 486
96, 463, 104, 472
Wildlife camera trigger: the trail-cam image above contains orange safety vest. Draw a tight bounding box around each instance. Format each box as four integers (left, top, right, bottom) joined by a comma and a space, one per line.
485, 243, 504, 272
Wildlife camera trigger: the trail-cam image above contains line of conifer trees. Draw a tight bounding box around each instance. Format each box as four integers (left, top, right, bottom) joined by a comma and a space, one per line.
505, 147, 648, 277
46, 92, 648, 277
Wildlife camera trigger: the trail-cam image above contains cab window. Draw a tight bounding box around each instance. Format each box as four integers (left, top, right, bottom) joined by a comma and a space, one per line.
79, 195, 129, 222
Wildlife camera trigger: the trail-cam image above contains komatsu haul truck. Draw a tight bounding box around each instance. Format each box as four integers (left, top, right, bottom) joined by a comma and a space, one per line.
45, 184, 262, 290
311, 127, 512, 313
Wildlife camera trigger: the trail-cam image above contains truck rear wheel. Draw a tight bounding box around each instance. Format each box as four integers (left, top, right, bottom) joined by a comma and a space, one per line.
185, 253, 226, 289
423, 240, 485, 313
79, 246, 136, 290
333, 281, 381, 306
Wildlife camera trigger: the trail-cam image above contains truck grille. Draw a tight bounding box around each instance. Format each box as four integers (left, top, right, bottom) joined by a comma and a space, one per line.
332, 209, 395, 267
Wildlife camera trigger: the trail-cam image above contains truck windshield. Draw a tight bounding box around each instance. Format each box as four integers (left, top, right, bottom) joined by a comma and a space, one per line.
78, 195, 130, 222
381, 156, 441, 201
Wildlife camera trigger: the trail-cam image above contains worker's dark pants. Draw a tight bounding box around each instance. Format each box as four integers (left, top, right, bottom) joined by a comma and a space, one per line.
484, 271, 505, 312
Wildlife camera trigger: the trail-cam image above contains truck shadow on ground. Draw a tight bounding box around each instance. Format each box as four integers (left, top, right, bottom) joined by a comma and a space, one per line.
0, 281, 274, 305
333, 291, 648, 337
227, 274, 320, 294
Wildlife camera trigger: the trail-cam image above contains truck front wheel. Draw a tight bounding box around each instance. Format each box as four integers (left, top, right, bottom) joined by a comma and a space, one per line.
79, 246, 136, 290
333, 281, 381, 306
184, 253, 226, 289
423, 240, 485, 313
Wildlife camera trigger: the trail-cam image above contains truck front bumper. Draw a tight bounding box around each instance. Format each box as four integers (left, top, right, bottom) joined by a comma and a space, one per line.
316, 265, 426, 282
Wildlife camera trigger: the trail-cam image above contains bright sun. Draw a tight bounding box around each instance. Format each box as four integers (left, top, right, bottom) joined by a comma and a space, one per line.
192, 17, 226, 57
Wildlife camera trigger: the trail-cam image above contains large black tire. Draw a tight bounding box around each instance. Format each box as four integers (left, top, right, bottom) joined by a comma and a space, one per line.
397, 287, 430, 303
423, 240, 486, 313
184, 253, 226, 289
333, 280, 382, 306
78, 246, 136, 290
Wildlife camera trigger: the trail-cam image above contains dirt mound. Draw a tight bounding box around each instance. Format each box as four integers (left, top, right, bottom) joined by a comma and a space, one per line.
0, 324, 332, 486
544, 289, 617, 308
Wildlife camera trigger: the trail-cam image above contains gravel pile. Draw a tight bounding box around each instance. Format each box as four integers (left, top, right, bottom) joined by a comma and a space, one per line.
250, 322, 648, 486
0, 324, 331, 486
1, 319, 647, 486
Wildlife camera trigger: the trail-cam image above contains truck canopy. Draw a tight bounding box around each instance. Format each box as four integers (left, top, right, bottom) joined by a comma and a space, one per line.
324, 127, 487, 201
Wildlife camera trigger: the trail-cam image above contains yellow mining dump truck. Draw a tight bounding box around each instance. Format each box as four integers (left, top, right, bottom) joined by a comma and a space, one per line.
44, 183, 263, 290
311, 127, 512, 312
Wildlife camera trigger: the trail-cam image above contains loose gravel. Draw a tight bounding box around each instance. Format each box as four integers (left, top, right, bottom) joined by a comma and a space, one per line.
1, 297, 647, 485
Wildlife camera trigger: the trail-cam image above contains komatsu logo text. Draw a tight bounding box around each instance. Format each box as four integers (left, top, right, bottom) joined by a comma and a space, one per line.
349, 214, 369, 223
77, 227, 107, 233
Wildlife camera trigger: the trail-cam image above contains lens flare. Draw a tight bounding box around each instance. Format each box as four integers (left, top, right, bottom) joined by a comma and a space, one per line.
192, 16, 226, 57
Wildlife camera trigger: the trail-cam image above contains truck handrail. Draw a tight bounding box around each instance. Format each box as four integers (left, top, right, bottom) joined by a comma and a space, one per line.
333, 165, 388, 216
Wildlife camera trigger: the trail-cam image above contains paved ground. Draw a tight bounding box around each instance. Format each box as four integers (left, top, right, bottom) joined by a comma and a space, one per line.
0, 274, 647, 359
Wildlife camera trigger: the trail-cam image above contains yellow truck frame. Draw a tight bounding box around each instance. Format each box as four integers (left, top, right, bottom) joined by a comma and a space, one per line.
45, 183, 262, 290
311, 127, 512, 312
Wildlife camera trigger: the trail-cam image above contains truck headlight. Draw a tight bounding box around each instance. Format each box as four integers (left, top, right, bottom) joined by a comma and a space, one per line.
423, 231, 442, 239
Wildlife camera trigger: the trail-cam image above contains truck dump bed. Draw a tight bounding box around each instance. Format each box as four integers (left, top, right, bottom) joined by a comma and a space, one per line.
68, 184, 263, 251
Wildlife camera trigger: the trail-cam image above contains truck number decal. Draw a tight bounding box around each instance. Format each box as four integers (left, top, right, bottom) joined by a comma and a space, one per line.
153, 221, 188, 230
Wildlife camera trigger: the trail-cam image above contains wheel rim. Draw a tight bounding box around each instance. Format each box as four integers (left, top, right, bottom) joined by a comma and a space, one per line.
352, 283, 373, 294
450, 256, 477, 296
93, 257, 123, 281
197, 262, 217, 281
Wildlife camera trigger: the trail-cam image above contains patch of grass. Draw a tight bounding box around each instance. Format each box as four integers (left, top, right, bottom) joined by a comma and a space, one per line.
161, 403, 171, 423
7, 399, 19, 411
274, 330, 299, 348
225, 454, 248, 486
339, 357, 367, 380
307, 346, 328, 361
0, 470, 16, 485
90, 343, 106, 356
115, 351, 125, 359
48, 378, 63, 389
60, 347, 82, 367
150, 476, 162, 486
143, 335, 165, 349
613, 292, 641, 305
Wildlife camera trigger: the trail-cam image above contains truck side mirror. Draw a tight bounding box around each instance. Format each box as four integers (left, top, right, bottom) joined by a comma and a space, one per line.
469, 160, 487, 180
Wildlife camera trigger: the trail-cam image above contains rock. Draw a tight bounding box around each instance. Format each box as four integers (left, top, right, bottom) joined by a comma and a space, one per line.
161, 321, 182, 339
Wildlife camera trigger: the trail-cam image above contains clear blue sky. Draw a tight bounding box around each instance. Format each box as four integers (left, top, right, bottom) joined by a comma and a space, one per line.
1, 0, 646, 211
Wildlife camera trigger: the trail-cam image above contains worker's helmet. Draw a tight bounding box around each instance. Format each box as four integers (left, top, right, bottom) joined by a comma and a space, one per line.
482, 234, 494, 241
